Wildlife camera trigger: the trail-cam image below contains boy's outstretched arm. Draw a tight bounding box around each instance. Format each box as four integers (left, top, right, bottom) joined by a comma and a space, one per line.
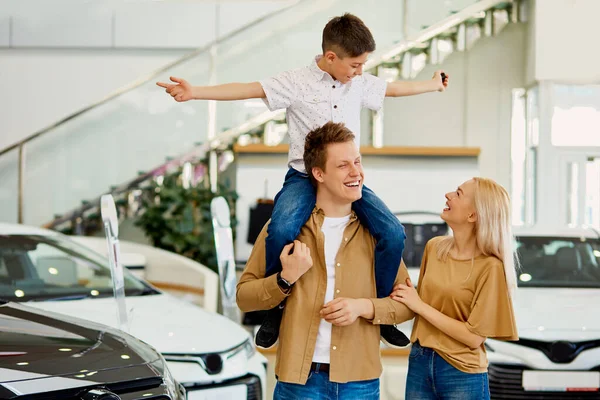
156, 76, 266, 102
385, 69, 449, 97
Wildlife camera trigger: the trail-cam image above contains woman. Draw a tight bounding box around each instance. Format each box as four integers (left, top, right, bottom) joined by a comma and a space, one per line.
391, 177, 518, 399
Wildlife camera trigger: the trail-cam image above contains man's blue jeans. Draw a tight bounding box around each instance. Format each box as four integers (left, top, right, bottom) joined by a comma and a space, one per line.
405, 342, 491, 400
265, 168, 405, 298
274, 368, 379, 400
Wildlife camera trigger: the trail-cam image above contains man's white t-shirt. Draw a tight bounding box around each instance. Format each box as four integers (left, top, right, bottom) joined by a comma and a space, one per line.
312, 214, 351, 364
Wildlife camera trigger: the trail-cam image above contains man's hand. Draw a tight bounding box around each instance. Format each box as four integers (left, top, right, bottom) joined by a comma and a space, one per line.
390, 278, 425, 314
321, 298, 370, 327
156, 76, 193, 102
432, 70, 449, 92
280, 240, 313, 284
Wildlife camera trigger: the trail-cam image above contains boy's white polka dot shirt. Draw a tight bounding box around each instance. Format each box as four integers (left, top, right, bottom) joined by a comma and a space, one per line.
260, 56, 387, 173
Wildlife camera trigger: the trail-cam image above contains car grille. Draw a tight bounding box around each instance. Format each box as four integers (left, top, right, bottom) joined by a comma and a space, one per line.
11, 388, 172, 400
185, 374, 262, 400
246, 376, 262, 400
489, 364, 600, 399
4, 378, 173, 400
515, 339, 600, 364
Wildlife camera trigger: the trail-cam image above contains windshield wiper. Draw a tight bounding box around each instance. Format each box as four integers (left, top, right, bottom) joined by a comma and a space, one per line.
35, 293, 96, 301
33, 291, 112, 301
128, 287, 159, 296
25, 287, 157, 302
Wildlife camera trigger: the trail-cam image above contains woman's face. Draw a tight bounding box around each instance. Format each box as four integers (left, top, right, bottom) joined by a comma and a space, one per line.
441, 179, 477, 225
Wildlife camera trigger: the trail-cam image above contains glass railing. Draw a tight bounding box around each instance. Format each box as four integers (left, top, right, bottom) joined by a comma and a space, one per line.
0, 148, 19, 224
11, 53, 211, 226
0, 0, 499, 227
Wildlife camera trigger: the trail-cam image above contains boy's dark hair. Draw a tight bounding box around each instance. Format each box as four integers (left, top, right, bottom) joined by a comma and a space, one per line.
322, 13, 376, 58
304, 122, 356, 187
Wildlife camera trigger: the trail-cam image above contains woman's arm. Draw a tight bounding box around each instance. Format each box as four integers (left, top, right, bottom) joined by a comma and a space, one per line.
391, 280, 484, 349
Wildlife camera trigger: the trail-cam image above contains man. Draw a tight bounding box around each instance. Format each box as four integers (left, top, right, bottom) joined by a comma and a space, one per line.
236, 121, 414, 399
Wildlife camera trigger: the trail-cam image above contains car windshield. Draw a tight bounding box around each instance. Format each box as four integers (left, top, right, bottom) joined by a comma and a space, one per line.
0, 234, 155, 301
516, 235, 600, 288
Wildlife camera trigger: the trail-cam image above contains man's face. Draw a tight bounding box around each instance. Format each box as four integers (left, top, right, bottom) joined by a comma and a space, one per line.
330, 52, 369, 84
314, 141, 364, 204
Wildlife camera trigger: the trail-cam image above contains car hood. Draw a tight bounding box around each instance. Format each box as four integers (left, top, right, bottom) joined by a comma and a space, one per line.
513, 288, 600, 341
27, 293, 250, 354
0, 302, 163, 385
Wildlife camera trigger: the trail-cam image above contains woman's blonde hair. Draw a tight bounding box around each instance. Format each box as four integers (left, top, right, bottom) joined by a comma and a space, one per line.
436, 177, 518, 296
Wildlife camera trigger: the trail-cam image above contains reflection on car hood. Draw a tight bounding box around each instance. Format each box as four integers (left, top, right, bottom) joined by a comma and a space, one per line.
513, 288, 600, 341
27, 293, 250, 354
0, 302, 162, 386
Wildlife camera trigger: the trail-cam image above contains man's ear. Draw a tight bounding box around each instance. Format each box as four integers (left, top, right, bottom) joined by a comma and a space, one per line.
312, 167, 325, 183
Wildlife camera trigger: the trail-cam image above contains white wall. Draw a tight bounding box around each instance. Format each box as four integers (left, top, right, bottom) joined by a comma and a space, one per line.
534, 0, 600, 82
382, 23, 528, 189
0, 1, 295, 49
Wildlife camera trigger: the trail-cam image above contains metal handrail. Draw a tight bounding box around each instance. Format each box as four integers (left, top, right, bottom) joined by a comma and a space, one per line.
45, 110, 286, 229
365, 0, 515, 70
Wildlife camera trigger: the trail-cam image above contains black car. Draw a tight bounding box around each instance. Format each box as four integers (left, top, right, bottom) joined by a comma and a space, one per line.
0, 300, 185, 400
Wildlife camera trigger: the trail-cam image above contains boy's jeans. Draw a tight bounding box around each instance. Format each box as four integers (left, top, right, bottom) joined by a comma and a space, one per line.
265, 168, 405, 298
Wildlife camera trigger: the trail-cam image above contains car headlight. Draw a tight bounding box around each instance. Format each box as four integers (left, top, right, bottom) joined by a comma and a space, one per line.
244, 337, 257, 359
226, 336, 256, 361
162, 359, 186, 400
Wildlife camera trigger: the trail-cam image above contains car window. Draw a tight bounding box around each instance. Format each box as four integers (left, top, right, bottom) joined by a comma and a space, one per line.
395, 213, 449, 268
516, 236, 600, 288
0, 257, 8, 280
0, 234, 150, 301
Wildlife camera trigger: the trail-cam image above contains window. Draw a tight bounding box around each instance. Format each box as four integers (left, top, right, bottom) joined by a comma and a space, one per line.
551, 84, 600, 147
566, 162, 580, 227
0, 234, 149, 301
525, 87, 539, 226
586, 157, 600, 230
511, 89, 527, 225
511, 87, 538, 226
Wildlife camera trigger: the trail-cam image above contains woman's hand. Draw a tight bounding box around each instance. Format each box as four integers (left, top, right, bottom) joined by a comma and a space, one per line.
390, 278, 425, 314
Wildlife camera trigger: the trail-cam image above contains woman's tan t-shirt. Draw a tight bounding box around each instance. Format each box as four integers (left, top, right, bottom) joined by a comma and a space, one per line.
410, 236, 518, 373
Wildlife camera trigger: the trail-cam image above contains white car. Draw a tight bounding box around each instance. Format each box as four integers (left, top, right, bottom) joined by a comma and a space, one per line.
0, 223, 267, 400
486, 228, 600, 398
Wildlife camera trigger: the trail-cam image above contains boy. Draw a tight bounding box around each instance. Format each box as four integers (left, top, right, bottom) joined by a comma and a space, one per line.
157, 13, 448, 348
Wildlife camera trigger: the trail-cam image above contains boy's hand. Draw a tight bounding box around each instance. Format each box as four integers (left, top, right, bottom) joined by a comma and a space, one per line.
156, 76, 193, 102
280, 240, 313, 284
432, 70, 449, 92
